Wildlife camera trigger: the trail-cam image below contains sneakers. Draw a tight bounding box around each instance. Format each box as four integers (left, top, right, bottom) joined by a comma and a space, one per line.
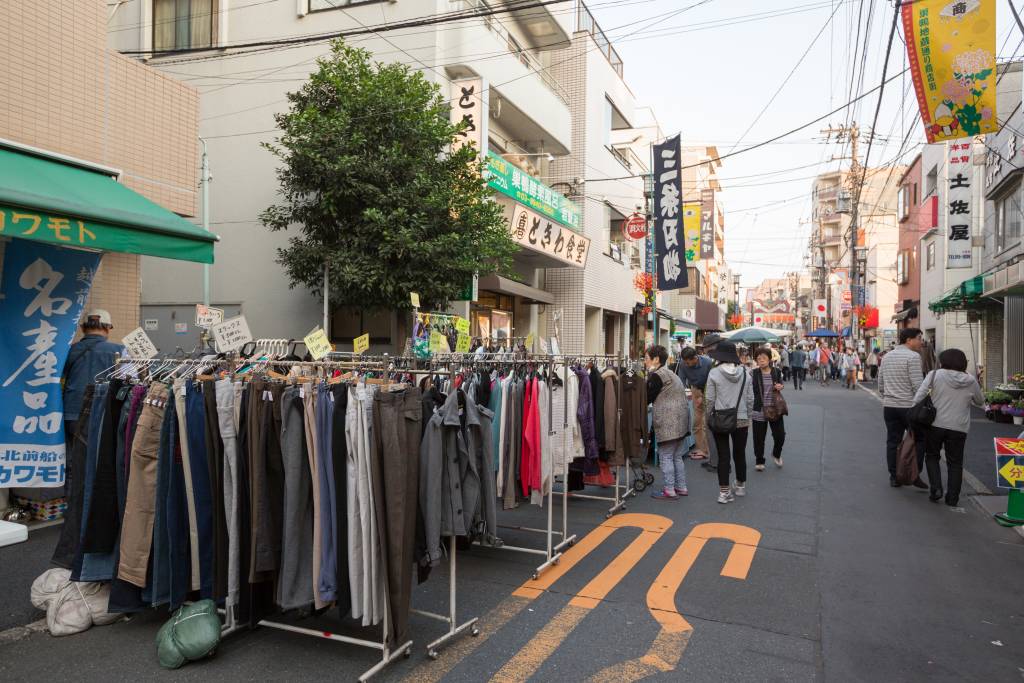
755, 463, 766, 472
733, 483, 746, 497
717, 489, 734, 504
651, 490, 678, 501
774, 456, 783, 468
674, 488, 689, 496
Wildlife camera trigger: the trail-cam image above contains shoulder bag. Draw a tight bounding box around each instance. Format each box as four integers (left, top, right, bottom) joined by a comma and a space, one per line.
907, 371, 936, 426
708, 371, 746, 434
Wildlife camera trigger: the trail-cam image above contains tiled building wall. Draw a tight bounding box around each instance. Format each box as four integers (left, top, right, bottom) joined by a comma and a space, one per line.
0, 0, 199, 341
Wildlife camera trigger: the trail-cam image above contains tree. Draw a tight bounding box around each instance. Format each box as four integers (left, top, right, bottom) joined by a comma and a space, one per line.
261, 40, 516, 312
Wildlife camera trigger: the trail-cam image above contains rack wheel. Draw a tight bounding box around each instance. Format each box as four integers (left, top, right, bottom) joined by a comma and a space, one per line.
633, 479, 646, 493
471, 627, 481, 637
404, 650, 412, 659
553, 557, 560, 565
428, 649, 439, 660
605, 512, 612, 519
644, 472, 655, 485
531, 571, 539, 580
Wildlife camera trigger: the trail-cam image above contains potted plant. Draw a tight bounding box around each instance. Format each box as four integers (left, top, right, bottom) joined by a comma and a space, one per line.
985, 390, 1014, 422
1011, 399, 1024, 426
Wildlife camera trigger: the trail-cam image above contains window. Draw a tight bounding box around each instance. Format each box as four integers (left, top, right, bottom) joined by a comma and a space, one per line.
898, 184, 910, 220
926, 241, 935, 270
996, 178, 1023, 252
603, 98, 613, 147
896, 250, 910, 285
310, 0, 391, 10
924, 165, 938, 198
912, 183, 918, 206
153, 0, 215, 51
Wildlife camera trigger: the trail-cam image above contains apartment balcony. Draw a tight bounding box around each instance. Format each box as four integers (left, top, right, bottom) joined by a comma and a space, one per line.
821, 229, 843, 246
577, 1, 624, 77
814, 186, 839, 201
443, 13, 571, 153
487, 0, 573, 50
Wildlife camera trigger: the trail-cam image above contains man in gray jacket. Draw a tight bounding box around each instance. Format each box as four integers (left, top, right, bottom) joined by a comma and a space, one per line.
877, 327, 927, 488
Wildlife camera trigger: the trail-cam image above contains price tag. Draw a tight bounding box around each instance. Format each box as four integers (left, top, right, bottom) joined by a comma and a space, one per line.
429, 330, 450, 353
539, 337, 550, 354
195, 304, 225, 329
353, 333, 370, 355
525, 332, 535, 350
304, 326, 333, 360
454, 317, 470, 335
455, 333, 471, 353
121, 327, 158, 359
212, 315, 253, 353
410, 292, 421, 308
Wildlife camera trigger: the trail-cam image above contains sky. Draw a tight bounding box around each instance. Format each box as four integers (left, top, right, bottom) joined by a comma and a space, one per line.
587, 0, 1020, 290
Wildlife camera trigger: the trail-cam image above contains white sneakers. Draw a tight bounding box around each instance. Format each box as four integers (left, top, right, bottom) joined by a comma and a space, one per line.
734, 483, 746, 497
717, 489, 734, 504
774, 456, 783, 468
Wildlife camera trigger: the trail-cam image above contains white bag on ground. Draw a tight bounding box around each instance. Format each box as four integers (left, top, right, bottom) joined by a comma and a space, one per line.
30, 568, 120, 636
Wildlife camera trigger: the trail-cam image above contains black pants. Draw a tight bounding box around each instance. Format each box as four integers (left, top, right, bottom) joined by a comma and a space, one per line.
752, 417, 785, 464
869, 366, 878, 380
924, 427, 967, 505
792, 368, 805, 390
781, 367, 791, 382
713, 427, 748, 487
883, 407, 925, 477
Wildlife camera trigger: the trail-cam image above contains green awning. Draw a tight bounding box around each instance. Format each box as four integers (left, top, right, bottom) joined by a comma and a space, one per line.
0, 146, 216, 263
928, 274, 986, 313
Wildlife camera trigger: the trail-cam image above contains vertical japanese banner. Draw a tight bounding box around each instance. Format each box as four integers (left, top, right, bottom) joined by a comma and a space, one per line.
682, 201, 701, 264
451, 77, 487, 157
699, 188, 715, 260
946, 140, 973, 268
0, 240, 100, 488
652, 134, 687, 290
903, 0, 997, 143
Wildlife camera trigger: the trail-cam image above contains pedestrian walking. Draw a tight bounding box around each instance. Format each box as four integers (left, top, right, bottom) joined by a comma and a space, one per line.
790, 344, 807, 390
750, 348, 786, 470
913, 348, 984, 506
644, 345, 690, 500
675, 346, 712, 461
705, 341, 754, 504
779, 344, 791, 383
866, 348, 879, 380
816, 343, 833, 386
698, 334, 724, 474
843, 348, 860, 390
877, 328, 928, 489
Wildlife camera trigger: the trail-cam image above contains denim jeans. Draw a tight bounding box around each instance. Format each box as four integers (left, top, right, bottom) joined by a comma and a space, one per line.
186, 382, 215, 600
657, 438, 687, 491
167, 396, 190, 611
52, 388, 92, 569
81, 380, 126, 556
72, 382, 118, 582
149, 392, 177, 607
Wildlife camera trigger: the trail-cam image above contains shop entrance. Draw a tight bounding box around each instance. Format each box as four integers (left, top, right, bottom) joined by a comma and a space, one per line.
472, 291, 515, 344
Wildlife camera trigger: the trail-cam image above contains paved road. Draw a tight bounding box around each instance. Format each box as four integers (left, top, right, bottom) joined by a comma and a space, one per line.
2, 382, 1022, 681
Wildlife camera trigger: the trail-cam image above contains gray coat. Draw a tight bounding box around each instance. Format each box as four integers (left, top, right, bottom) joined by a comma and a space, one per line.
420, 389, 499, 568
651, 366, 689, 443
704, 364, 755, 427
912, 369, 984, 433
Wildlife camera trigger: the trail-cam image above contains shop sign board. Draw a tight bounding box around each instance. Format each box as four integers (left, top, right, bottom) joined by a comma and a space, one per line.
813, 298, 827, 318
0, 240, 100, 488
195, 304, 224, 329
508, 203, 590, 268
623, 213, 648, 240
946, 141, 973, 268
122, 327, 159, 359
450, 77, 487, 157
699, 189, 715, 260
683, 202, 700, 264
487, 151, 581, 230
351, 332, 369, 356
212, 315, 253, 353
652, 134, 688, 291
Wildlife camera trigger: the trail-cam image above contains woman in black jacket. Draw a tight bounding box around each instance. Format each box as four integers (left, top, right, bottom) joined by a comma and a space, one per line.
751, 348, 786, 470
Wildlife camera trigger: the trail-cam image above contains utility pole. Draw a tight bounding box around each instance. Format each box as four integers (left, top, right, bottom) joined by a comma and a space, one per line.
820, 122, 863, 342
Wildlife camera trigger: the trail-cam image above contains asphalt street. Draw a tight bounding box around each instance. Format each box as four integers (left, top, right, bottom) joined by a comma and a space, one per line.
2, 382, 1023, 681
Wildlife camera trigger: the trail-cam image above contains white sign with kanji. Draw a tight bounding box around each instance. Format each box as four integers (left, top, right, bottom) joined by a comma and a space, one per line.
212, 315, 253, 353
947, 141, 973, 269
122, 327, 158, 359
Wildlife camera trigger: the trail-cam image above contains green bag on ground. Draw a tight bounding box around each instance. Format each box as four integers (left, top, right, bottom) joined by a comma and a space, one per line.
156, 599, 222, 669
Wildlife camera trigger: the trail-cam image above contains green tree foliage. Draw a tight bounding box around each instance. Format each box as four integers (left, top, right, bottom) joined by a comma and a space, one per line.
261, 40, 516, 311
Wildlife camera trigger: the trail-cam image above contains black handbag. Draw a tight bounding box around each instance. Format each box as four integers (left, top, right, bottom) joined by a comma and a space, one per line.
708, 371, 746, 434
908, 372, 937, 425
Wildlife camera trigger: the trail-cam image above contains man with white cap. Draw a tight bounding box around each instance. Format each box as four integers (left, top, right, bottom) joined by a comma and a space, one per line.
62, 309, 126, 438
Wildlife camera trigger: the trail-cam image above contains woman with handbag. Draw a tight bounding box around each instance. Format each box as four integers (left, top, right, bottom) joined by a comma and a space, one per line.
705, 341, 755, 504
751, 348, 786, 471
912, 348, 984, 506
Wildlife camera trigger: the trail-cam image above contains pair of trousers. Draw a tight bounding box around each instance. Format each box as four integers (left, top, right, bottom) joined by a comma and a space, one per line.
215, 379, 241, 608
330, 384, 352, 617
371, 387, 422, 647
657, 438, 687, 491
316, 384, 338, 604
252, 382, 285, 580
690, 388, 709, 455
185, 382, 215, 599
81, 380, 126, 555
752, 417, 785, 464
203, 379, 228, 602
924, 427, 967, 504
792, 368, 805, 390
347, 385, 383, 625
278, 385, 314, 610
149, 392, 178, 607
74, 383, 120, 582
108, 386, 149, 613
173, 379, 201, 591
303, 387, 326, 610
53, 389, 92, 568
713, 427, 748, 487
781, 367, 791, 382
166, 397, 191, 610
117, 383, 170, 587
882, 407, 925, 477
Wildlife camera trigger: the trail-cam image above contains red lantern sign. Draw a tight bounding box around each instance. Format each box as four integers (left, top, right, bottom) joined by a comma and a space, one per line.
623, 213, 648, 240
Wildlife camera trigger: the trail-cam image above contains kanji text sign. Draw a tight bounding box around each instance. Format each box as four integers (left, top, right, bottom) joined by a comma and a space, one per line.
212, 315, 253, 353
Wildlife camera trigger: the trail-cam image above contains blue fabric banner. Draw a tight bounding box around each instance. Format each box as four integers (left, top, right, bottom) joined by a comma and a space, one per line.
652, 134, 688, 291
0, 240, 100, 488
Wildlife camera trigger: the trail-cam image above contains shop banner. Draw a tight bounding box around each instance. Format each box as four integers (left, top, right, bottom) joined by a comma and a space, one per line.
683, 202, 700, 264
813, 298, 827, 318
947, 140, 974, 268
508, 203, 589, 268
653, 134, 688, 291
0, 240, 100, 488
450, 77, 487, 157
486, 152, 581, 230
699, 189, 715, 260
903, 0, 997, 143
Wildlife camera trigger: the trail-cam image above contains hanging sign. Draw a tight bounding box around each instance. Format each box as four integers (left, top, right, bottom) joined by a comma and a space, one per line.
454, 317, 470, 335
622, 213, 648, 240
0, 241, 100, 488
682, 201, 701, 264
410, 292, 421, 308
454, 333, 471, 353
122, 327, 159, 359
995, 439, 1024, 489
699, 189, 715, 260
486, 151, 581, 230
508, 203, 590, 268
652, 134, 688, 291
429, 330, 450, 353
303, 326, 332, 359
450, 77, 487, 157
903, 0, 997, 143
946, 141, 973, 268
525, 332, 535, 350
195, 304, 225, 329
351, 332, 370, 356
813, 298, 827, 318
212, 315, 253, 353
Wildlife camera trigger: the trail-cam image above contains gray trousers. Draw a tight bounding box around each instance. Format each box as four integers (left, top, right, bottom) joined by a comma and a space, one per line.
215, 379, 241, 608
277, 385, 314, 610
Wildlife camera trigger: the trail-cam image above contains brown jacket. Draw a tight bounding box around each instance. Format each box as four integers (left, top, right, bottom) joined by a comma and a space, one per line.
601, 369, 624, 465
